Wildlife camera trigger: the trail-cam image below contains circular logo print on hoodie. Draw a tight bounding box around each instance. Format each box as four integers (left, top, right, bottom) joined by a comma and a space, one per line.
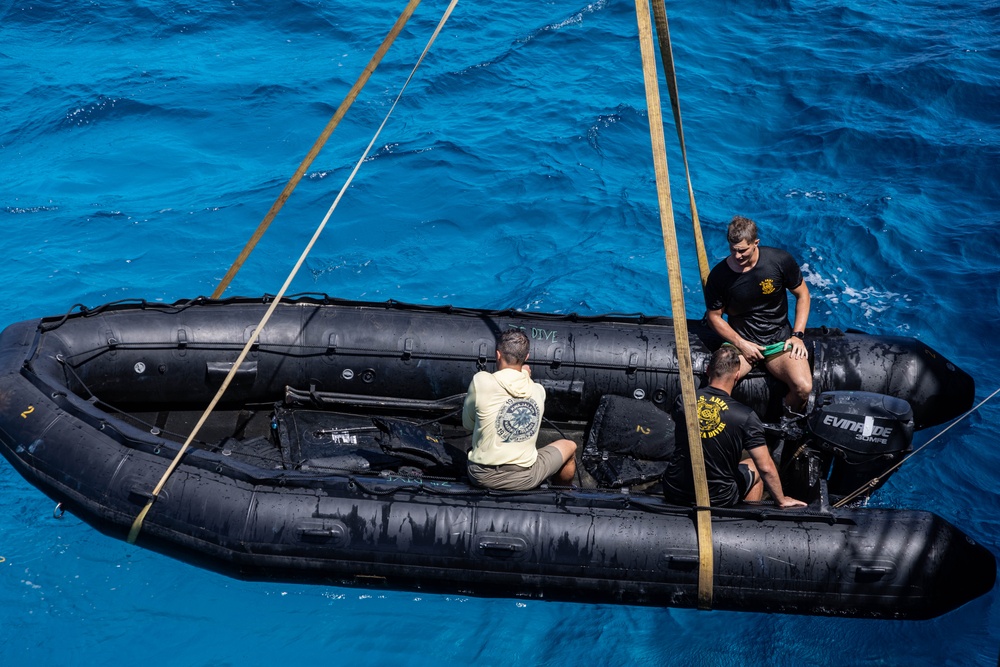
495, 398, 541, 442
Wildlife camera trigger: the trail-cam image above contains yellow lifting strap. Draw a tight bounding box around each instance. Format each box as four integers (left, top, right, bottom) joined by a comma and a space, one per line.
128, 0, 460, 545
210, 0, 424, 300
650, 0, 709, 287
634, 0, 714, 610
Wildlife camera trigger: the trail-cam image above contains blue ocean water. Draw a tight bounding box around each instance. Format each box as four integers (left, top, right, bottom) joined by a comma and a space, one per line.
1, 0, 998, 664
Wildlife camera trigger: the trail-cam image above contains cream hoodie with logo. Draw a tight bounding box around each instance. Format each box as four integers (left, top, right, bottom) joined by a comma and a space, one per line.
463, 367, 546, 467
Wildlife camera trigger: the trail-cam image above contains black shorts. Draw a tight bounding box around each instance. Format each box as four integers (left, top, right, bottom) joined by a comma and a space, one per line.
736, 462, 758, 499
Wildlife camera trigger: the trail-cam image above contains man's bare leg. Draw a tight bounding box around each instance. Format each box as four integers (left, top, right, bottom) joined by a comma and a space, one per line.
764, 354, 812, 413
550, 439, 577, 484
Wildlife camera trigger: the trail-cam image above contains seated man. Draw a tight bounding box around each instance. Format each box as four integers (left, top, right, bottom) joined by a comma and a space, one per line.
463, 329, 577, 490
704, 215, 812, 417
662, 347, 806, 508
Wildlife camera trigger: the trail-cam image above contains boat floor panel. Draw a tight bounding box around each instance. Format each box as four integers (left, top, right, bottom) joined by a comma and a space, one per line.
113, 406, 622, 490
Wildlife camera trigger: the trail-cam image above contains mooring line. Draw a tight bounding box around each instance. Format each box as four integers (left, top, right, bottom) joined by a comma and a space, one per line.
211, 0, 423, 299
128, 0, 461, 544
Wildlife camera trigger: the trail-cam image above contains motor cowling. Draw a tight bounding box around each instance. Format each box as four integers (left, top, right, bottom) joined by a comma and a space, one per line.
806, 391, 914, 497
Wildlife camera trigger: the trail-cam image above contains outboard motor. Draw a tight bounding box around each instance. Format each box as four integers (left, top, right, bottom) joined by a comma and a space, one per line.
805, 391, 914, 497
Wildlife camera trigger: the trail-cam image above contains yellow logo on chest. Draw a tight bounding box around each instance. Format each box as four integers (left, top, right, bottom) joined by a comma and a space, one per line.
697, 395, 729, 438
759, 278, 776, 295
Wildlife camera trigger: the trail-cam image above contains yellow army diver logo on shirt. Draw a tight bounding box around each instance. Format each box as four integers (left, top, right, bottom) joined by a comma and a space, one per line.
759, 278, 776, 295
697, 395, 729, 438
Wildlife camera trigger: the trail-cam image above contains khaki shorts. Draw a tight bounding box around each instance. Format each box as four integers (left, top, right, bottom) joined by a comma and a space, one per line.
467, 445, 565, 491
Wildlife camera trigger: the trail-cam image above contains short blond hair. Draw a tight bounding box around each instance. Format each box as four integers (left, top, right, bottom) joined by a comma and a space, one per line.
727, 216, 759, 245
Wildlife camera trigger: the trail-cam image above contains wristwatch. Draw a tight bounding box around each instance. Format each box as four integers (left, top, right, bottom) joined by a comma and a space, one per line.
791, 331, 805, 339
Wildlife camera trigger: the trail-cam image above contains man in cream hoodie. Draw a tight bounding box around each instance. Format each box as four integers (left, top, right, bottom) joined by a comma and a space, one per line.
463, 329, 577, 490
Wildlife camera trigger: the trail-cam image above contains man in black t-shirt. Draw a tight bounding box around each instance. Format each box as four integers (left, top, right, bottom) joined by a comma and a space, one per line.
704, 215, 813, 414
662, 347, 806, 508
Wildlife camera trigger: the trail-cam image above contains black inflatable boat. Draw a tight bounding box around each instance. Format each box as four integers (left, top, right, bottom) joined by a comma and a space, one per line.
0, 295, 993, 619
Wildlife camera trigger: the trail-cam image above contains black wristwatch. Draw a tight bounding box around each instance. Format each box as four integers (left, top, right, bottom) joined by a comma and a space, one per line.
791, 331, 805, 340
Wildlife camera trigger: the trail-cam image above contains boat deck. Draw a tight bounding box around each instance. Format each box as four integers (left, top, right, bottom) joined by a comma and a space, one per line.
109, 404, 627, 491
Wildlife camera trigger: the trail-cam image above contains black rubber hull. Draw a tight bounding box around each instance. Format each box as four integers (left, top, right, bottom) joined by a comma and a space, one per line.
18, 296, 976, 427
0, 297, 992, 619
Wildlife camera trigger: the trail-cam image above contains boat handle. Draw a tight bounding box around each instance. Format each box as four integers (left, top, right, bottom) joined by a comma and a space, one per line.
206, 361, 258, 381
665, 554, 699, 568
854, 565, 891, 578
627, 352, 639, 374
479, 540, 523, 552
296, 521, 348, 545
300, 528, 338, 538
477, 536, 529, 558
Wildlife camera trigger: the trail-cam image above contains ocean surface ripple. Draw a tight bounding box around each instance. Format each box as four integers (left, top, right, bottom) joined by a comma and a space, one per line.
1, 1, 999, 665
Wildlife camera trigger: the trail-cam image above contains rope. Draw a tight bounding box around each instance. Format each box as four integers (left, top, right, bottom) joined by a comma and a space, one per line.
128, 0, 461, 544
210, 0, 424, 300
832, 385, 1000, 508
649, 0, 709, 286
634, 0, 714, 611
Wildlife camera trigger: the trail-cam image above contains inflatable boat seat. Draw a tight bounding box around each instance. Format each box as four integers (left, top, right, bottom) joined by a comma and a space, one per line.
582, 395, 676, 488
